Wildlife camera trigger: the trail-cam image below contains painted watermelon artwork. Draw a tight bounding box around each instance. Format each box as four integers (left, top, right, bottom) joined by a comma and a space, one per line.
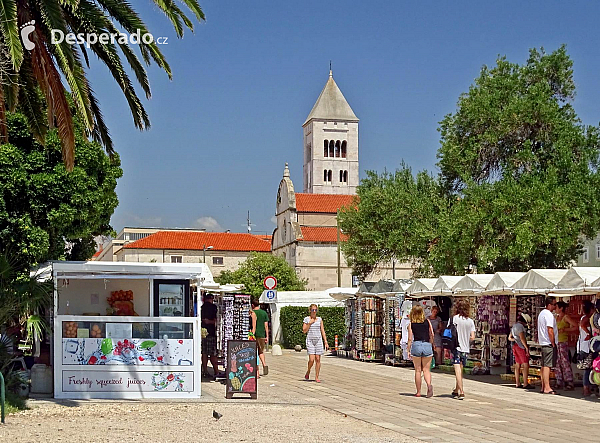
241, 377, 256, 392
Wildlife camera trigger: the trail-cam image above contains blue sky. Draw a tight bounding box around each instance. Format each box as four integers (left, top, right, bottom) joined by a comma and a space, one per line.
89, 1, 600, 236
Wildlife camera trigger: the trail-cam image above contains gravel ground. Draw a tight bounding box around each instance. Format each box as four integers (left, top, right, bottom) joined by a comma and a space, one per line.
0, 401, 411, 442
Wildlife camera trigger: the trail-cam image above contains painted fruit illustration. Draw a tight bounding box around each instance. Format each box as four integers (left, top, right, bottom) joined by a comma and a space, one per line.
230, 377, 242, 390
241, 377, 256, 392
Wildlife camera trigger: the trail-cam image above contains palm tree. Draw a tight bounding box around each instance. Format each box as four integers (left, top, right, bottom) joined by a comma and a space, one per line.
0, 0, 204, 170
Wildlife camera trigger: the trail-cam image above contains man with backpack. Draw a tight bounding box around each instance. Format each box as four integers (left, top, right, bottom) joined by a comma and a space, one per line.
444, 298, 475, 400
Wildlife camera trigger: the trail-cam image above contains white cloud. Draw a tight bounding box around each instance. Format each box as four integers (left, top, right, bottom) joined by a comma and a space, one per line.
128, 214, 162, 227
193, 216, 223, 232
270, 216, 277, 225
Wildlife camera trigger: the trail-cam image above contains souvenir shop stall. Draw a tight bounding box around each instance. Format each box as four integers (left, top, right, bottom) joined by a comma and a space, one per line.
511, 269, 568, 380
452, 274, 508, 375
50, 261, 214, 399
553, 267, 600, 386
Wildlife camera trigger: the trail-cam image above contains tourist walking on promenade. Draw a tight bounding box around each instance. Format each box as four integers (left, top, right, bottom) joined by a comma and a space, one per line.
509, 314, 534, 389
427, 306, 443, 367
407, 305, 434, 397
579, 301, 594, 397
555, 301, 577, 390
538, 296, 558, 394
251, 299, 270, 376
451, 299, 475, 400
303, 304, 329, 383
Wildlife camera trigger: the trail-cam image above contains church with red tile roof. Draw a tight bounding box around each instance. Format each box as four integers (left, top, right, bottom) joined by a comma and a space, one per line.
272, 71, 410, 289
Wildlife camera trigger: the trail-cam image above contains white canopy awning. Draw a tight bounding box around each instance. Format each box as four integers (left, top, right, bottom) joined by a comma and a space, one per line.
512, 269, 568, 295
553, 267, 600, 295
481, 272, 526, 295
406, 278, 438, 298
324, 287, 358, 301
452, 274, 495, 295
430, 275, 463, 295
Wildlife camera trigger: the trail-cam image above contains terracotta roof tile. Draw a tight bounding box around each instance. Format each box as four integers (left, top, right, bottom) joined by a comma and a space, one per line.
124, 231, 271, 252
299, 226, 347, 243
295, 193, 356, 213
254, 234, 272, 241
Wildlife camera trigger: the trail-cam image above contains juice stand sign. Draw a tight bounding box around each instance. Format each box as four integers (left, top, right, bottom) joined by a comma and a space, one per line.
226, 340, 257, 399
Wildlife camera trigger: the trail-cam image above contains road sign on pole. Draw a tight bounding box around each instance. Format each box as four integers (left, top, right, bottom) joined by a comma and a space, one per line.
263, 276, 277, 290
260, 289, 277, 303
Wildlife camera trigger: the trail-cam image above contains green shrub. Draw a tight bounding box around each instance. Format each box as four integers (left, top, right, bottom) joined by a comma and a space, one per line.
279, 306, 345, 349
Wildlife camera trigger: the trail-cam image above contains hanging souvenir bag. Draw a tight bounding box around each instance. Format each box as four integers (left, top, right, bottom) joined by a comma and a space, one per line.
592, 355, 600, 373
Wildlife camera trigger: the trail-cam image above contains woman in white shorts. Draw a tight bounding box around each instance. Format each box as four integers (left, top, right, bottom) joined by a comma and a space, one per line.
302, 304, 329, 383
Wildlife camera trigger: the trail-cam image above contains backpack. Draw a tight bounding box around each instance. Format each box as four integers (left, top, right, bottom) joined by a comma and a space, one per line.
442, 315, 458, 351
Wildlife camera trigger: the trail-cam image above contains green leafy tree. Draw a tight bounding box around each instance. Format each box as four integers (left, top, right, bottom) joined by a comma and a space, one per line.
341, 46, 600, 276
339, 164, 446, 278
218, 252, 307, 298
0, 108, 122, 266
0, 0, 204, 169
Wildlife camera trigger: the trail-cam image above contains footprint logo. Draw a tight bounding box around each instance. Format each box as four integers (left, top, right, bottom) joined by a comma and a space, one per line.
20, 20, 35, 51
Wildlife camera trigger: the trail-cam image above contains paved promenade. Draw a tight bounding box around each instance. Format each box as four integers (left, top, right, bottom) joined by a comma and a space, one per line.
221, 350, 600, 442
6, 350, 600, 442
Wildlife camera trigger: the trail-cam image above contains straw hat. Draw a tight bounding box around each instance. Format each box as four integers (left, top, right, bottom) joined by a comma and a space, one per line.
520, 313, 532, 324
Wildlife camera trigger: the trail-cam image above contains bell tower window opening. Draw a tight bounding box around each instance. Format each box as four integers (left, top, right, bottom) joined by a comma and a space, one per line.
323, 140, 328, 157
339, 170, 343, 182
335, 140, 341, 157
329, 140, 334, 158
328, 170, 332, 183
341, 141, 347, 158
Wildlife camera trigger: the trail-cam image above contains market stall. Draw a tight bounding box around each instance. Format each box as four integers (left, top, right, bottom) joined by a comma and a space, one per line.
52, 261, 213, 399
511, 269, 568, 382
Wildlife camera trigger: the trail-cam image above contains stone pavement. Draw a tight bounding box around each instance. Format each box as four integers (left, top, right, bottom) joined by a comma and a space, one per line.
203, 350, 600, 442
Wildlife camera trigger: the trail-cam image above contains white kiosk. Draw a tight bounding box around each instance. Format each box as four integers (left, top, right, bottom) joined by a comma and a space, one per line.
50, 261, 213, 399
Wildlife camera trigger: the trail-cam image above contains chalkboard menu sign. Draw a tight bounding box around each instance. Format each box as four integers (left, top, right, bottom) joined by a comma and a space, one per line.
226, 340, 257, 399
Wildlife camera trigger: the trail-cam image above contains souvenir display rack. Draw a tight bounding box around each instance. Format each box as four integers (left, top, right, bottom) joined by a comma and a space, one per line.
359, 296, 384, 361
336, 298, 357, 358
216, 293, 251, 361
458, 295, 510, 374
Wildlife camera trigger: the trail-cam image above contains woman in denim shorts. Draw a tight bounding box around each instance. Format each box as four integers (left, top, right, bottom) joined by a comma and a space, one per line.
407, 305, 435, 397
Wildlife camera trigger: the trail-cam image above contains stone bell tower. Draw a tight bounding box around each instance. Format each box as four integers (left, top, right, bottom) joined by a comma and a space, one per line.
302, 70, 359, 195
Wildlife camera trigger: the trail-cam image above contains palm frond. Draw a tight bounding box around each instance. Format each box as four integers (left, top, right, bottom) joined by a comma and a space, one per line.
30, 28, 75, 170
178, 0, 205, 23
0, 79, 7, 143
17, 64, 49, 144
151, 0, 184, 37
38, 0, 94, 132
88, 86, 113, 155
0, 0, 22, 70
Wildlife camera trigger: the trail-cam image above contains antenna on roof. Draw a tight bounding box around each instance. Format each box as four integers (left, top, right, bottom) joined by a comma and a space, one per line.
247, 210, 251, 233
329, 60, 332, 77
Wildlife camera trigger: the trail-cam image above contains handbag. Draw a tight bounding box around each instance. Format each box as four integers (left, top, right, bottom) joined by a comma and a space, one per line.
577, 352, 593, 370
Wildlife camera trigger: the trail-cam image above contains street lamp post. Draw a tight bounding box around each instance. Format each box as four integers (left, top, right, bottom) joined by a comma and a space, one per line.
203, 245, 213, 263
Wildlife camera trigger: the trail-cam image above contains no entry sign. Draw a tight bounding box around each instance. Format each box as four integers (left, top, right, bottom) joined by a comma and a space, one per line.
263, 276, 277, 289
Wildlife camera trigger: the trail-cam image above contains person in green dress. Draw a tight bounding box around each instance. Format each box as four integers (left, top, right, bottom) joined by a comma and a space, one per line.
251, 298, 270, 376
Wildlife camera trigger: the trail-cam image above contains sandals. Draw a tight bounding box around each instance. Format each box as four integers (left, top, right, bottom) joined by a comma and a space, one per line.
543, 390, 559, 395
426, 385, 434, 398
522, 384, 535, 390
315, 379, 321, 383
304, 373, 310, 380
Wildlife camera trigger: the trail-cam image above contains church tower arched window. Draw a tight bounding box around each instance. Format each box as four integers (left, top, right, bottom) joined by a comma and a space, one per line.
335, 140, 341, 157
323, 140, 329, 157
329, 140, 334, 158
341, 141, 347, 158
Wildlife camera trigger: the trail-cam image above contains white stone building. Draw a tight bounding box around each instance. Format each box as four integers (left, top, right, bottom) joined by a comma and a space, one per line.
98, 230, 271, 278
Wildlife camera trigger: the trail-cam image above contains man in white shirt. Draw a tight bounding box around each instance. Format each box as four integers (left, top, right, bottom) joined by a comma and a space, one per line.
451, 299, 476, 400
537, 296, 558, 394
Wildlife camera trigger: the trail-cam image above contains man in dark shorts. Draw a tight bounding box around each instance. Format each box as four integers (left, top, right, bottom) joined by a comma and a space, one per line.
201, 294, 219, 379
251, 299, 269, 376
538, 296, 558, 394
